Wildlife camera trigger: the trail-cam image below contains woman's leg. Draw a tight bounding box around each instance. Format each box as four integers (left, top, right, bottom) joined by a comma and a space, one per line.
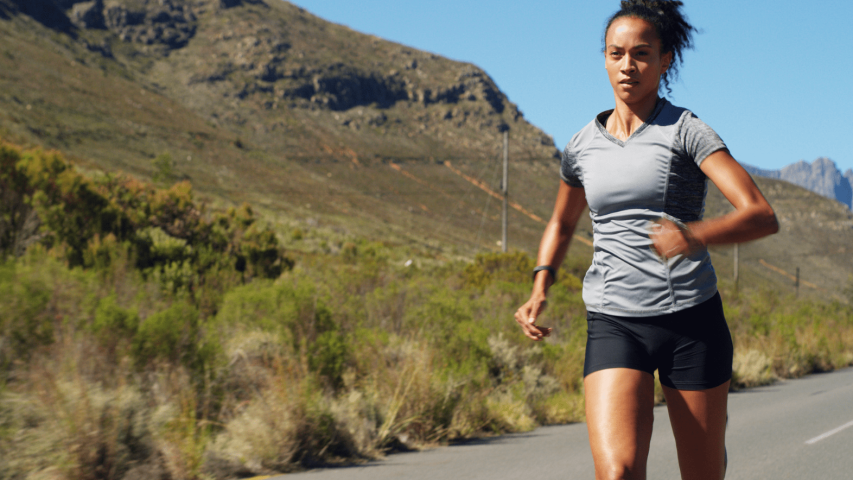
585, 368, 656, 480
662, 381, 729, 480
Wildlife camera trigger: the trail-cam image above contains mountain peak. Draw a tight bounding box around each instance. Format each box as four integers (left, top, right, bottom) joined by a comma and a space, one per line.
748, 158, 852, 210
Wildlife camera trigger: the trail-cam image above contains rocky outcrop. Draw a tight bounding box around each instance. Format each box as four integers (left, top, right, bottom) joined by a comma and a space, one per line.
0, 0, 76, 32
295, 68, 410, 111
218, 0, 265, 9
104, 0, 197, 49
744, 158, 853, 210
276, 64, 513, 119
70, 0, 104, 29
0, 1, 12, 20
1, 0, 198, 48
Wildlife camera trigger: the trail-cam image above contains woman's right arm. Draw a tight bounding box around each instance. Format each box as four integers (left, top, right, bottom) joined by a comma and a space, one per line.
514, 181, 588, 341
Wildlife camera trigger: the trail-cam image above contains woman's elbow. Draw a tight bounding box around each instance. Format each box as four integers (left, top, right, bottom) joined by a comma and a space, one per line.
767, 213, 780, 235
760, 205, 779, 235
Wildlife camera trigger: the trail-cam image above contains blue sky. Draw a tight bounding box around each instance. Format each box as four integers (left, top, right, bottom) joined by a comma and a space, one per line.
287, 0, 853, 173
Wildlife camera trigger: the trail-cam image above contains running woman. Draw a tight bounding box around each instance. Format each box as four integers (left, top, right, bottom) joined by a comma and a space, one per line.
514, 1, 778, 479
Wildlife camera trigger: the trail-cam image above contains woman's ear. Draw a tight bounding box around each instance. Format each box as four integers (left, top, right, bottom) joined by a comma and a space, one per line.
661, 51, 673, 74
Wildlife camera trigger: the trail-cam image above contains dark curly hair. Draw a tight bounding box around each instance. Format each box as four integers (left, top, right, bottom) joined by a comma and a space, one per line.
603, 0, 697, 95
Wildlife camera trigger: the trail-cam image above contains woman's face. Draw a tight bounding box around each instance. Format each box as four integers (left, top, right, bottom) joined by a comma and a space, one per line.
604, 16, 672, 106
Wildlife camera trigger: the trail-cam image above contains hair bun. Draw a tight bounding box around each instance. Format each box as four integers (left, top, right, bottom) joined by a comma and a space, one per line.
620, 0, 684, 15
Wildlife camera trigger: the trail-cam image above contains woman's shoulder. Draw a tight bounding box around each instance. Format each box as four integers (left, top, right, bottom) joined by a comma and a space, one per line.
655, 100, 727, 165
655, 99, 716, 129
564, 115, 604, 156
650, 98, 693, 125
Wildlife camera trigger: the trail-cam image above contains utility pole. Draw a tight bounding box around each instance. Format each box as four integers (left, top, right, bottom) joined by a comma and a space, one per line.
502, 131, 508, 253
795, 267, 800, 297
733, 243, 739, 291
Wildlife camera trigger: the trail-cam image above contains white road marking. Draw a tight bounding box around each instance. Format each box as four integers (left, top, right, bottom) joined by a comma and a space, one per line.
805, 420, 853, 445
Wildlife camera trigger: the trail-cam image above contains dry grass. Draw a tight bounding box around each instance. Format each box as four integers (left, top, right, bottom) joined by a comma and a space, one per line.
1, 335, 154, 480
732, 348, 776, 388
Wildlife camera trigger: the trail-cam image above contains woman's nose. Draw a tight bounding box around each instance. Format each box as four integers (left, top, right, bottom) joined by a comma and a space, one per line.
621, 56, 636, 73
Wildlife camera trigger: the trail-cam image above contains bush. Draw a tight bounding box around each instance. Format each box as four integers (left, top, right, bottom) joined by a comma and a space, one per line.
463, 251, 534, 290
0, 262, 54, 367
309, 330, 350, 390
92, 294, 140, 346
0, 141, 292, 288
152, 153, 176, 184
132, 301, 219, 376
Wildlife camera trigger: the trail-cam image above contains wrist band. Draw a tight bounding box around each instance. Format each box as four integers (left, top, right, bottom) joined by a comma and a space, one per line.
532, 265, 556, 283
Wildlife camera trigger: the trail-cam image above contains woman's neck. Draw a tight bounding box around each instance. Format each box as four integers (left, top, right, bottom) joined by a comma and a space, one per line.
605, 94, 661, 141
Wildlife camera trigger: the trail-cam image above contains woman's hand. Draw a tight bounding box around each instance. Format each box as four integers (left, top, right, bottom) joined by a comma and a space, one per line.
649, 218, 704, 260
650, 150, 779, 261
514, 294, 552, 341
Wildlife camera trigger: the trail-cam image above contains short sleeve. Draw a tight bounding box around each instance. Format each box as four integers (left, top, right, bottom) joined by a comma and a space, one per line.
677, 112, 727, 167
560, 134, 584, 188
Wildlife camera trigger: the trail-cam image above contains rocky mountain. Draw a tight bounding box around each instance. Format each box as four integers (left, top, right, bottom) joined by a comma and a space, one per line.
0, 0, 557, 161
743, 158, 853, 210
846, 168, 853, 195
0, 0, 561, 255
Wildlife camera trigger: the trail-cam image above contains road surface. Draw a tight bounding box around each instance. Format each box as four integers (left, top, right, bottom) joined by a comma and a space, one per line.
273, 366, 853, 479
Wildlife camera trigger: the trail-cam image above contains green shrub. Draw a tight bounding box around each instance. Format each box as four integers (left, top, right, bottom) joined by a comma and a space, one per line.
92, 294, 140, 343
152, 153, 176, 184
0, 263, 54, 366
442, 320, 492, 376
463, 251, 534, 290
132, 301, 219, 376
308, 331, 350, 389
215, 279, 319, 337
1, 141, 292, 290
216, 278, 349, 388
240, 224, 292, 279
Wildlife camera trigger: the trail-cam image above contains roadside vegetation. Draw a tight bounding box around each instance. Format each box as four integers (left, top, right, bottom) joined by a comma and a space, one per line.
1, 140, 852, 480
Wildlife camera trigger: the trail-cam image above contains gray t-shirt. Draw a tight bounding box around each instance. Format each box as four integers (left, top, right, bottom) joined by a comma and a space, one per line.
561, 98, 727, 316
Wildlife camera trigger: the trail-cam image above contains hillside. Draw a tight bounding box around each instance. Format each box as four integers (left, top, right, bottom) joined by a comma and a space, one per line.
0, 0, 851, 299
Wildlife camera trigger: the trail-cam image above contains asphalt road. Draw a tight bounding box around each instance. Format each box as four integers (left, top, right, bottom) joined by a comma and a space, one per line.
274, 367, 853, 479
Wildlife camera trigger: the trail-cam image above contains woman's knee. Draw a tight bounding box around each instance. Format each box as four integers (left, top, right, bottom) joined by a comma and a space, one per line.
595, 461, 646, 480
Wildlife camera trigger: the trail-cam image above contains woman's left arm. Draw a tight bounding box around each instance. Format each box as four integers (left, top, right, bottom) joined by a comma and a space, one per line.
651, 149, 779, 258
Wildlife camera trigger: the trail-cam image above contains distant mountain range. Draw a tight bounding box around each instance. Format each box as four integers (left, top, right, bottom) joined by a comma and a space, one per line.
742, 158, 853, 210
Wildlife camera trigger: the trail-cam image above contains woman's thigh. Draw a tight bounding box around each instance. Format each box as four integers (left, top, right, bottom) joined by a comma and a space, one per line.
584, 368, 656, 480
663, 381, 729, 480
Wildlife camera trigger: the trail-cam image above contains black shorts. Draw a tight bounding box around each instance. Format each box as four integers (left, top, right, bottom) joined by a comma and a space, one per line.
583, 292, 733, 390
